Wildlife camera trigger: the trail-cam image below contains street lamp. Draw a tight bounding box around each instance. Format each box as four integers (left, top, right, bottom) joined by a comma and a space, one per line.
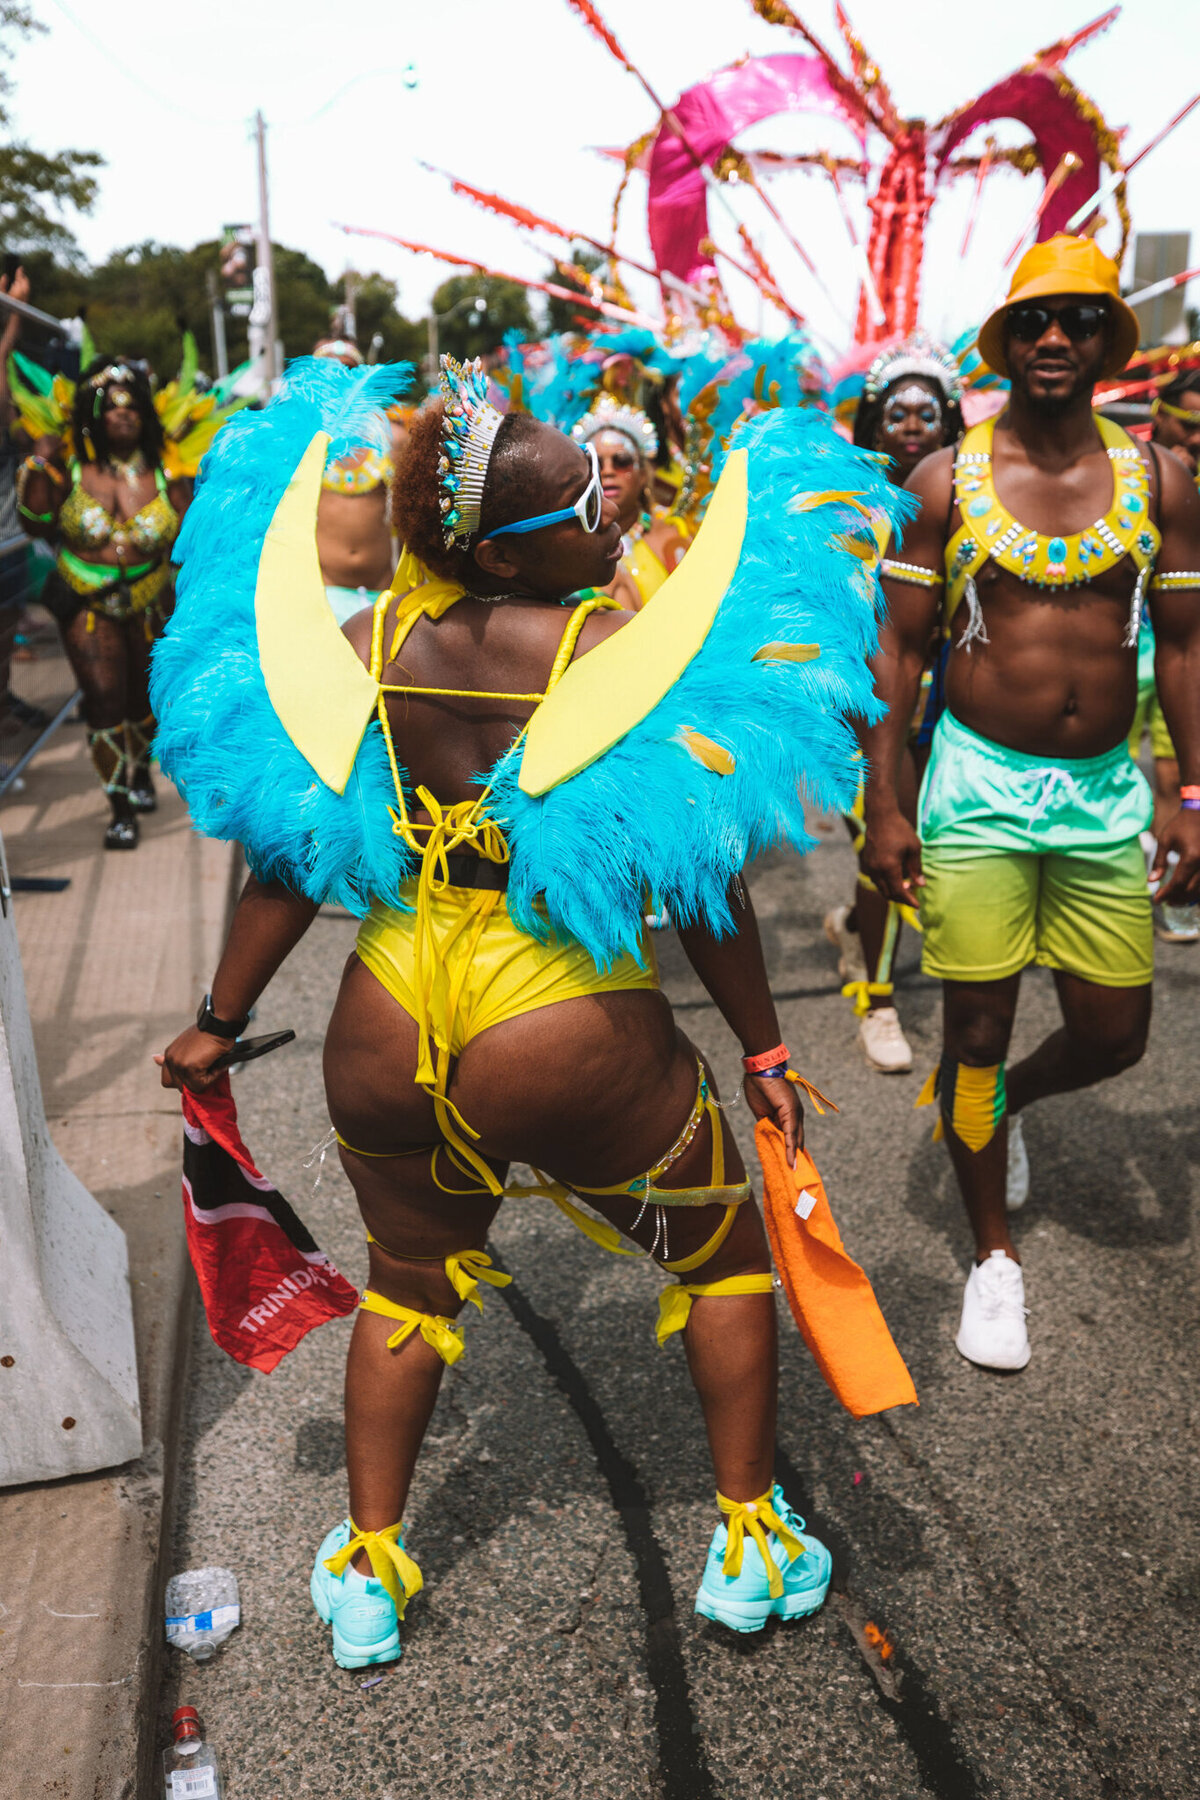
426, 294, 487, 384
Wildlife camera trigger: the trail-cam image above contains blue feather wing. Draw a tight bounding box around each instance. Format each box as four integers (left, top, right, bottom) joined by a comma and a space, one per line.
490, 408, 916, 967
152, 358, 415, 913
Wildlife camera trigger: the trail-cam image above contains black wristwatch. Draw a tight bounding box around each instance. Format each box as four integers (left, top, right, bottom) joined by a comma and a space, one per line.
196, 992, 250, 1039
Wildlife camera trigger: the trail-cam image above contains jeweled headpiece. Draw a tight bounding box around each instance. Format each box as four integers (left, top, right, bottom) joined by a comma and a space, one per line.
571, 393, 658, 461
438, 354, 505, 549
863, 332, 963, 406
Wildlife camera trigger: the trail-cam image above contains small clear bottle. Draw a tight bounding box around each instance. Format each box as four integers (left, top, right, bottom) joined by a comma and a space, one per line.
162, 1706, 223, 1799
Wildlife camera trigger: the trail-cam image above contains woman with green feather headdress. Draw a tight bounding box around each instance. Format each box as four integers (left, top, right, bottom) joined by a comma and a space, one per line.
12, 331, 244, 848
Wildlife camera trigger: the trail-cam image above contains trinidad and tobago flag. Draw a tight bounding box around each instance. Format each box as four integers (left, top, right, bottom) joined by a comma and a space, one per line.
181, 1077, 358, 1373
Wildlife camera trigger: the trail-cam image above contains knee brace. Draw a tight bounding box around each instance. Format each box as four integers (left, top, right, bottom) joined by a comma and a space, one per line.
917, 1056, 1006, 1151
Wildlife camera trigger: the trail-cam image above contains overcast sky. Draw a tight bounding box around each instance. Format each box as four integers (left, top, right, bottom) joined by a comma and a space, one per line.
12, 0, 1200, 355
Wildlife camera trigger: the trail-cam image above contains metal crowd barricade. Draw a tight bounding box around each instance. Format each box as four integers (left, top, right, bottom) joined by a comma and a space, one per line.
0, 289, 82, 800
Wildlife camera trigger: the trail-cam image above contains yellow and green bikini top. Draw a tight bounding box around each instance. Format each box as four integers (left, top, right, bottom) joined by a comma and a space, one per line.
944, 413, 1159, 620
321, 445, 393, 496
59, 459, 179, 561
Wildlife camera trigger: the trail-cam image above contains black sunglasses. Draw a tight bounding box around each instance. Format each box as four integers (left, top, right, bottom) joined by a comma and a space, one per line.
1005, 302, 1109, 344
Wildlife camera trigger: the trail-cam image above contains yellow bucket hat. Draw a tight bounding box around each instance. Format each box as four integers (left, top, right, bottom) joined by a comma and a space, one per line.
977, 234, 1140, 380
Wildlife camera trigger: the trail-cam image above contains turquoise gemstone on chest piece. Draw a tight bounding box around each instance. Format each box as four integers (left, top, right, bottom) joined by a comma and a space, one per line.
1048, 537, 1068, 562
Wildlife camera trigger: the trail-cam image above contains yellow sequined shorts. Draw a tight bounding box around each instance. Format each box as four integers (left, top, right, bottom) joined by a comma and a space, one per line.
355, 884, 660, 1056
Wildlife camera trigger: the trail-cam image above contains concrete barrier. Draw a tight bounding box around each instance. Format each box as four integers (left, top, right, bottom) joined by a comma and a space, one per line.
0, 830, 141, 1485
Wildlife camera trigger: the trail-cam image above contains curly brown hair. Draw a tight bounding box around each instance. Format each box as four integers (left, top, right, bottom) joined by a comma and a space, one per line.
392, 399, 550, 590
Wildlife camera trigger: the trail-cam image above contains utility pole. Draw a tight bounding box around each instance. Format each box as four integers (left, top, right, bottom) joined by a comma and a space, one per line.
206, 270, 229, 380
254, 110, 279, 387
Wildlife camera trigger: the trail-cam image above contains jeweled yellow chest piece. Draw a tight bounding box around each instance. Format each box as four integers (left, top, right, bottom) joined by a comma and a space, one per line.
947, 413, 1159, 601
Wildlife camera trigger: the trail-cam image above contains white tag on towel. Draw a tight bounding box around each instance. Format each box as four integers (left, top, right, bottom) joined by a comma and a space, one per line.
794, 1188, 818, 1221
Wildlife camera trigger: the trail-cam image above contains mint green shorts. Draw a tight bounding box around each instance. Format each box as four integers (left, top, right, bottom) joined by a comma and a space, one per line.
917, 712, 1153, 987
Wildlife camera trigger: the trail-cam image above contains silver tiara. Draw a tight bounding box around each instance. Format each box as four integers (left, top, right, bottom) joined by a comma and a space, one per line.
863, 331, 964, 405
571, 393, 658, 460
438, 355, 505, 549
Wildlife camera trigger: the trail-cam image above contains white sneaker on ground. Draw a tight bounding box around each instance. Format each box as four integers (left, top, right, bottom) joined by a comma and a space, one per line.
955, 1250, 1030, 1371
1006, 1115, 1030, 1210
857, 1005, 913, 1073
824, 904, 866, 983
1157, 902, 1200, 943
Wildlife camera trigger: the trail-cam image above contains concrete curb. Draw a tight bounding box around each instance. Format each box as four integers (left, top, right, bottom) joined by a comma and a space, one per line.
0, 723, 238, 1800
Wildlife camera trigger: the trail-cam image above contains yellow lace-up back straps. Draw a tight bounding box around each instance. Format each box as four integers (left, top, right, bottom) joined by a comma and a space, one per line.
366, 583, 620, 1196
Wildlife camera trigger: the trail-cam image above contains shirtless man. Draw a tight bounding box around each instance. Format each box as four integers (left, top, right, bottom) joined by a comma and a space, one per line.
312, 336, 396, 624
862, 236, 1200, 1370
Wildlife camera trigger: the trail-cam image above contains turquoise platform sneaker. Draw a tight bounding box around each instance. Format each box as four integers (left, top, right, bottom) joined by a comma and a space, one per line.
694, 1483, 832, 1633
310, 1518, 420, 1669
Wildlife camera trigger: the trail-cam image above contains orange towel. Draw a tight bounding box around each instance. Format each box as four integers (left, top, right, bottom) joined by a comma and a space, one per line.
757, 1119, 917, 1418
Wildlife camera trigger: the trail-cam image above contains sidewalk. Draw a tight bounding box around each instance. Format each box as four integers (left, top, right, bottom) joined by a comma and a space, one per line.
0, 719, 236, 1800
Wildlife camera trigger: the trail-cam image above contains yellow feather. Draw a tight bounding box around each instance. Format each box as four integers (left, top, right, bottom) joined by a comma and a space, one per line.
752, 641, 820, 664
788, 489, 871, 519
835, 532, 879, 564
676, 727, 736, 775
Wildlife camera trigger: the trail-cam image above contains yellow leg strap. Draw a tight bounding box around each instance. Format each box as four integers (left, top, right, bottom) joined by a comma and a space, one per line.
659, 1202, 739, 1274
444, 1249, 512, 1313
716, 1487, 805, 1599
360, 1289, 466, 1365
655, 1273, 775, 1348
841, 978, 894, 1017
323, 1518, 423, 1619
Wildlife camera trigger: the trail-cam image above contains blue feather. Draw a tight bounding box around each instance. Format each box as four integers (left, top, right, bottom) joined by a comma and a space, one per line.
490, 407, 916, 966
151, 358, 415, 915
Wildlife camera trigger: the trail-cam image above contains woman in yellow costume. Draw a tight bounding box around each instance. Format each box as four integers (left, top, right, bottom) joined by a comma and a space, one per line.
571, 392, 689, 608
17, 356, 192, 847
153, 354, 910, 1671
824, 335, 966, 1072
312, 335, 400, 624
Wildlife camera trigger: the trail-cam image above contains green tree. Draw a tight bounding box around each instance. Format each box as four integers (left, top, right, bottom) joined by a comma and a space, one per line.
431, 274, 534, 363
0, 5, 102, 263
349, 270, 427, 371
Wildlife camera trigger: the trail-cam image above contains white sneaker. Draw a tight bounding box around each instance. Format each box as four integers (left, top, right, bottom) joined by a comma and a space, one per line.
857, 1006, 913, 1073
824, 904, 866, 983
1006, 1115, 1030, 1210
955, 1250, 1030, 1371
1157, 902, 1200, 943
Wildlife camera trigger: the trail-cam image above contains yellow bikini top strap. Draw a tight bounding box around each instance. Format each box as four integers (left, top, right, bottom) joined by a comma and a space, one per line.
369, 590, 390, 679
545, 595, 621, 694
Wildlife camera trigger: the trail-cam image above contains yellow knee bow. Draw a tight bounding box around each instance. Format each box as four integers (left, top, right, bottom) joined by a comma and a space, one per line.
360, 1290, 465, 1365
716, 1488, 804, 1599
444, 1250, 512, 1313
323, 1518, 423, 1618
655, 1273, 775, 1348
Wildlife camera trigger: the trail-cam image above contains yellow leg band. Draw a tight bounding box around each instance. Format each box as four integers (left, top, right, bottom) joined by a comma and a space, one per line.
444, 1249, 512, 1312
322, 1518, 423, 1619
841, 978, 894, 1017
360, 1289, 466, 1365
716, 1487, 805, 1599
655, 1272, 775, 1348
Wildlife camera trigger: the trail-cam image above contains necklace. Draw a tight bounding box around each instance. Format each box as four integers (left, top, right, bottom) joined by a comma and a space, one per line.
620, 511, 653, 558
951, 413, 1158, 590
110, 449, 147, 488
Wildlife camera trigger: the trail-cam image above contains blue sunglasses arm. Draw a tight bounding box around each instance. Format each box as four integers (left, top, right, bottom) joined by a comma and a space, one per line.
488, 505, 576, 538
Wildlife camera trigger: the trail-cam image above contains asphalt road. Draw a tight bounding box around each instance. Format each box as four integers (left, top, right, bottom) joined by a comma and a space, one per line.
159, 818, 1200, 1800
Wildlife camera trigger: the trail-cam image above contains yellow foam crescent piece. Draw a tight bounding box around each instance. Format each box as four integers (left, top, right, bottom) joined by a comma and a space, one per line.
676, 727, 736, 774
519, 448, 749, 797
255, 431, 381, 795
789, 489, 871, 518
752, 641, 820, 664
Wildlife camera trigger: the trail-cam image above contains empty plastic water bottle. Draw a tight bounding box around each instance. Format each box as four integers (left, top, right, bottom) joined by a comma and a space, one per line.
164, 1568, 240, 1661
163, 1706, 224, 1798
